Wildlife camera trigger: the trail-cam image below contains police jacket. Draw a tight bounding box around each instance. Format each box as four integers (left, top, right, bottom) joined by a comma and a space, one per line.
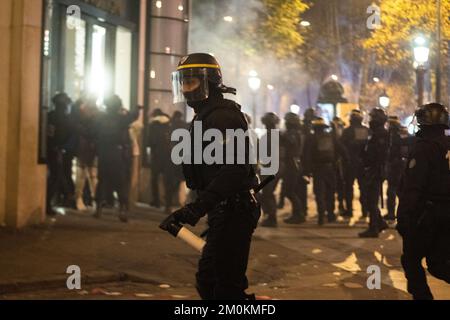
397, 127, 450, 235
95, 108, 139, 156
387, 127, 406, 165
147, 113, 172, 165
341, 123, 369, 167
182, 92, 258, 213
279, 128, 302, 176
362, 126, 388, 179
304, 129, 347, 174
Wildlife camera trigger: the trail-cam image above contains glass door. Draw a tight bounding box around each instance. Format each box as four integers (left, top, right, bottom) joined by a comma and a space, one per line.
88, 24, 108, 106
63, 12, 86, 101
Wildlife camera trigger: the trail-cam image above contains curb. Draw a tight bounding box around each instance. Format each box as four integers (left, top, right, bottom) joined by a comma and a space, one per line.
0, 271, 126, 295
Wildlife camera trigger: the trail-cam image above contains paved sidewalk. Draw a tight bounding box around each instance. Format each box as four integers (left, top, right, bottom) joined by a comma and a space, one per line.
0, 206, 448, 300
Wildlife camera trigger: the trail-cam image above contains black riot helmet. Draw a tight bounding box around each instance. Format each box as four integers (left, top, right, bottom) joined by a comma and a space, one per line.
52, 92, 71, 113
369, 107, 387, 128
388, 115, 401, 130
349, 109, 363, 125
311, 117, 329, 129
104, 94, 123, 114
172, 53, 236, 104
284, 112, 301, 129
415, 103, 449, 128
261, 112, 280, 129
304, 108, 315, 123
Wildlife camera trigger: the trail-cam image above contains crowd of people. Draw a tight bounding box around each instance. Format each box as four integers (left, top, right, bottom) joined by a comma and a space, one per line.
46, 92, 187, 222
258, 106, 414, 238
46, 90, 412, 232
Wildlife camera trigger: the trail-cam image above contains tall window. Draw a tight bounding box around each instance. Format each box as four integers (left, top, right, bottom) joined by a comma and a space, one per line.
147, 0, 189, 116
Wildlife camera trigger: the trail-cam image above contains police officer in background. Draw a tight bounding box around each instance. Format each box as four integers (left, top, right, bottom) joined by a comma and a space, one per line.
260, 112, 281, 228
46, 93, 75, 215
305, 117, 346, 225
341, 109, 369, 218
94, 95, 141, 222
147, 108, 172, 211
160, 53, 260, 300
385, 115, 406, 221
359, 108, 389, 238
280, 112, 306, 224
331, 116, 347, 215
397, 103, 450, 300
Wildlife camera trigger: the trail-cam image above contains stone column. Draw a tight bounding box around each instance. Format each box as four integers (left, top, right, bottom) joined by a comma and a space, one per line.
0, 0, 47, 228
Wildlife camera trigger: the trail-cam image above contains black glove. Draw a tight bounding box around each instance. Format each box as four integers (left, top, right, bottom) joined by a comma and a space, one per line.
170, 202, 206, 227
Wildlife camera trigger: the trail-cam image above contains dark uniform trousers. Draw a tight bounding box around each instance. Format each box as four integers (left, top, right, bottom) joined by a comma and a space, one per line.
344, 163, 367, 216
260, 175, 279, 221
96, 146, 129, 208
401, 202, 450, 299
298, 177, 308, 216
365, 176, 384, 230
313, 163, 336, 218
386, 160, 404, 217
283, 169, 304, 218
196, 194, 260, 300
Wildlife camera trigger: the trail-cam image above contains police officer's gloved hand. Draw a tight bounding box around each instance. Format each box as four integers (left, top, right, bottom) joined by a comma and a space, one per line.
171, 201, 208, 227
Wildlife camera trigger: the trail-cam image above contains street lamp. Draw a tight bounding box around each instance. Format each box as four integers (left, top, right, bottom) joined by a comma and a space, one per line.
413, 35, 430, 107
248, 70, 261, 126
300, 20, 311, 27
378, 90, 390, 109
290, 104, 301, 114
223, 16, 233, 22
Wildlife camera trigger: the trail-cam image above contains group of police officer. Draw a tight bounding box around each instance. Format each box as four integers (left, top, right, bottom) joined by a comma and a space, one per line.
259, 107, 404, 237
160, 53, 449, 300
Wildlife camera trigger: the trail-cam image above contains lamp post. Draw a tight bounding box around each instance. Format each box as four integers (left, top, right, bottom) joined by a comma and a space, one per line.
413, 35, 430, 107
378, 90, 390, 109
248, 70, 261, 126
436, 0, 442, 103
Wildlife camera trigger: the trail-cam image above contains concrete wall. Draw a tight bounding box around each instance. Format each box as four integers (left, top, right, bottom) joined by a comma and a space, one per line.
0, 0, 47, 229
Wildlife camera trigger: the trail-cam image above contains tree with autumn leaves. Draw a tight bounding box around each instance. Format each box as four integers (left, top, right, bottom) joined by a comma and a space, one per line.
362, 0, 450, 112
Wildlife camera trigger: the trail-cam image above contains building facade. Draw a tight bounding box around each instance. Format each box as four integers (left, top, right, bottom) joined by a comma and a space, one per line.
0, 0, 189, 229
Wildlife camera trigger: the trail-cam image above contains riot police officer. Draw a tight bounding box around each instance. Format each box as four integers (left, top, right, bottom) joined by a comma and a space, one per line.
359, 108, 389, 238
160, 53, 260, 300
260, 112, 281, 228
46, 93, 75, 215
397, 103, 450, 300
280, 112, 305, 224
385, 115, 406, 221
341, 109, 369, 218
331, 116, 347, 215
305, 117, 346, 225
94, 95, 141, 223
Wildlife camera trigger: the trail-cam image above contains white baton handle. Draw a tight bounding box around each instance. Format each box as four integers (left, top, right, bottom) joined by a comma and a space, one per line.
177, 227, 206, 253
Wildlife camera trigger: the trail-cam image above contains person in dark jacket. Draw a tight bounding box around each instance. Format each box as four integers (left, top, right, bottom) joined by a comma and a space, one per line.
385, 115, 407, 220
280, 112, 306, 224
341, 109, 369, 218
147, 108, 172, 210
397, 103, 450, 300
358, 108, 389, 238
167, 110, 188, 210
94, 95, 141, 222
161, 53, 260, 300
46, 93, 75, 215
73, 97, 98, 211
304, 117, 347, 225
260, 112, 281, 227
331, 116, 347, 215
